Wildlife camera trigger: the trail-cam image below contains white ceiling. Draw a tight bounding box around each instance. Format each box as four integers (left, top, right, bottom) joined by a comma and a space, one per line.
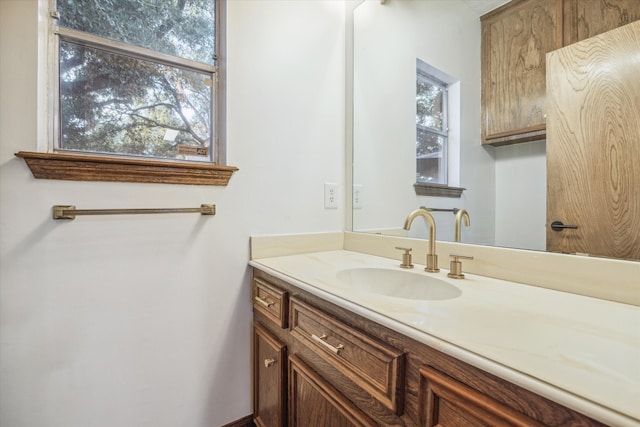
461, 0, 510, 16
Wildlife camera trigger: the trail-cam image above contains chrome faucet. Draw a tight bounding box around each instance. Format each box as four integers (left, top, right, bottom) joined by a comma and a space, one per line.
454, 209, 470, 243
403, 208, 439, 272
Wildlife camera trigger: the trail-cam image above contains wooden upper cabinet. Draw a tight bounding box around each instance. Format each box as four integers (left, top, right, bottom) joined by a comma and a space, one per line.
481, 0, 639, 146
481, 0, 563, 146
563, 0, 640, 44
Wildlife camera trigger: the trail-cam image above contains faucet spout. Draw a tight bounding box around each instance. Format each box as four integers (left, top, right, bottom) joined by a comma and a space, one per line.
454, 209, 470, 243
403, 208, 439, 272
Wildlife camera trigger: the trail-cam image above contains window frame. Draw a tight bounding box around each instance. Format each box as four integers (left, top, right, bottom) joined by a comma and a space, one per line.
17, 0, 236, 186
414, 60, 464, 198
416, 70, 449, 185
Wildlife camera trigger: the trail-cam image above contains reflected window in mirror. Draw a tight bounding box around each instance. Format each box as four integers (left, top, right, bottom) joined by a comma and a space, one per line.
414, 59, 464, 198
417, 68, 447, 184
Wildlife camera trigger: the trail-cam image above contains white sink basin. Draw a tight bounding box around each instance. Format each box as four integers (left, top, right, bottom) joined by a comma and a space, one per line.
335, 267, 461, 301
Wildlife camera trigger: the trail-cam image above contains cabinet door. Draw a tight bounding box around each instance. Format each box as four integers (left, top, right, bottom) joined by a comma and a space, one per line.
481, 0, 563, 145
564, 0, 640, 44
254, 322, 287, 427
288, 355, 377, 427
418, 366, 544, 427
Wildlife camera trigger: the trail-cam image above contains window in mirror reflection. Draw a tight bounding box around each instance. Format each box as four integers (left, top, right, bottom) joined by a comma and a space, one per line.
416, 62, 448, 184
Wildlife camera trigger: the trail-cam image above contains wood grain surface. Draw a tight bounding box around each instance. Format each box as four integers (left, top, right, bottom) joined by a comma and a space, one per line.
546, 20, 640, 259
482, 0, 563, 144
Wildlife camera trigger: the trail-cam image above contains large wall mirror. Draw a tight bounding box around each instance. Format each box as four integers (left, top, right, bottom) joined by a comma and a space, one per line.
348, 0, 639, 261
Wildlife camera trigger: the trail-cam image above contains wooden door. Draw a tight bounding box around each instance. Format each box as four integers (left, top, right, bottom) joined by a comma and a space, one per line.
546, 21, 640, 259
288, 355, 377, 427
254, 322, 287, 427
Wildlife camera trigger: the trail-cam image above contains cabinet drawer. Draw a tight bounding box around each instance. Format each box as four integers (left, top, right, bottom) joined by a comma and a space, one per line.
253, 278, 288, 328
289, 297, 404, 414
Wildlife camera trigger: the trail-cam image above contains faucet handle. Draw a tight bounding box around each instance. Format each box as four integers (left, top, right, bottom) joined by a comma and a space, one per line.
448, 254, 473, 279
395, 246, 414, 269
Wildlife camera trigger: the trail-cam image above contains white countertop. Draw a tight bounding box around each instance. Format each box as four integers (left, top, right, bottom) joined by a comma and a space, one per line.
250, 250, 640, 427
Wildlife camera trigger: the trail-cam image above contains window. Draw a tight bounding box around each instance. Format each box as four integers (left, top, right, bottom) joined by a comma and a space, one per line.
413, 59, 463, 198
51, 0, 220, 164
416, 69, 448, 184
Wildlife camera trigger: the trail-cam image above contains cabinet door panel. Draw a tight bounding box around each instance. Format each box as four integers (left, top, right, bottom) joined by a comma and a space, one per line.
482, 0, 563, 145
288, 355, 377, 427
418, 366, 544, 427
254, 322, 287, 427
564, 0, 640, 44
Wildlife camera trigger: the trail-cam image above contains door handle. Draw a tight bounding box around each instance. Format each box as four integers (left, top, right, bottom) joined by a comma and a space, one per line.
551, 221, 578, 232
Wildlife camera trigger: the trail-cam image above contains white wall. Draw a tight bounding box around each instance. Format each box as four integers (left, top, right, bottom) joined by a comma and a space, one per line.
0, 1, 345, 426
352, 0, 495, 245
494, 140, 547, 251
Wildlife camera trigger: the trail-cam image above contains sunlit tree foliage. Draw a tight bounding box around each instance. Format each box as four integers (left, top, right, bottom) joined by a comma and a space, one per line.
56, 0, 216, 160
416, 79, 444, 157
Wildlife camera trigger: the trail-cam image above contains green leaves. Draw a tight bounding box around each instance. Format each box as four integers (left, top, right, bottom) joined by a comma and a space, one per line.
55, 0, 217, 161
57, 0, 215, 64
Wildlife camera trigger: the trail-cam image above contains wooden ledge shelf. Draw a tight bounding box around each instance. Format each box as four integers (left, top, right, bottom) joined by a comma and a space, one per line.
482, 125, 546, 147
15, 151, 238, 186
414, 182, 465, 198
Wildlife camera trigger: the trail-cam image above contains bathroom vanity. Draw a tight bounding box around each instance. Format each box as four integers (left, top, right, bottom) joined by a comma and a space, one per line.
249, 233, 639, 427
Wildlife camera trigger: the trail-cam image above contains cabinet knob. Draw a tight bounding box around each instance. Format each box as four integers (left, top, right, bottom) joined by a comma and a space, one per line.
264, 358, 276, 368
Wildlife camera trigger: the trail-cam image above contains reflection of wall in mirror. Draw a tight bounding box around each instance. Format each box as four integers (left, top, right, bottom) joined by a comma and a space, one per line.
495, 141, 546, 251
352, 0, 495, 245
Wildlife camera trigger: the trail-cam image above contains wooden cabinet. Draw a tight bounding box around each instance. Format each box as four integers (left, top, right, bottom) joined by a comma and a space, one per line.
252, 273, 399, 427
251, 269, 605, 427
289, 297, 404, 414
253, 277, 289, 328
481, 0, 640, 146
563, 0, 640, 44
253, 322, 287, 427
481, 0, 563, 145
288, 355, 377, 427
418, 365, 543, 427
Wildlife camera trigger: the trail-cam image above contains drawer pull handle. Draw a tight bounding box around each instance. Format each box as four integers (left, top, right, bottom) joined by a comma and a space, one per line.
254, 296, 274, 308
312, 333, 345, 354
264, 358, 276, 368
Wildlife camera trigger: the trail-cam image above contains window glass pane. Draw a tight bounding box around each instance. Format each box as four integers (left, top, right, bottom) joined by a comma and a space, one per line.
416, 77, 444, 131
59, 40, 213, 162
416, 128, 446, 184
56, 0, 216, 65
